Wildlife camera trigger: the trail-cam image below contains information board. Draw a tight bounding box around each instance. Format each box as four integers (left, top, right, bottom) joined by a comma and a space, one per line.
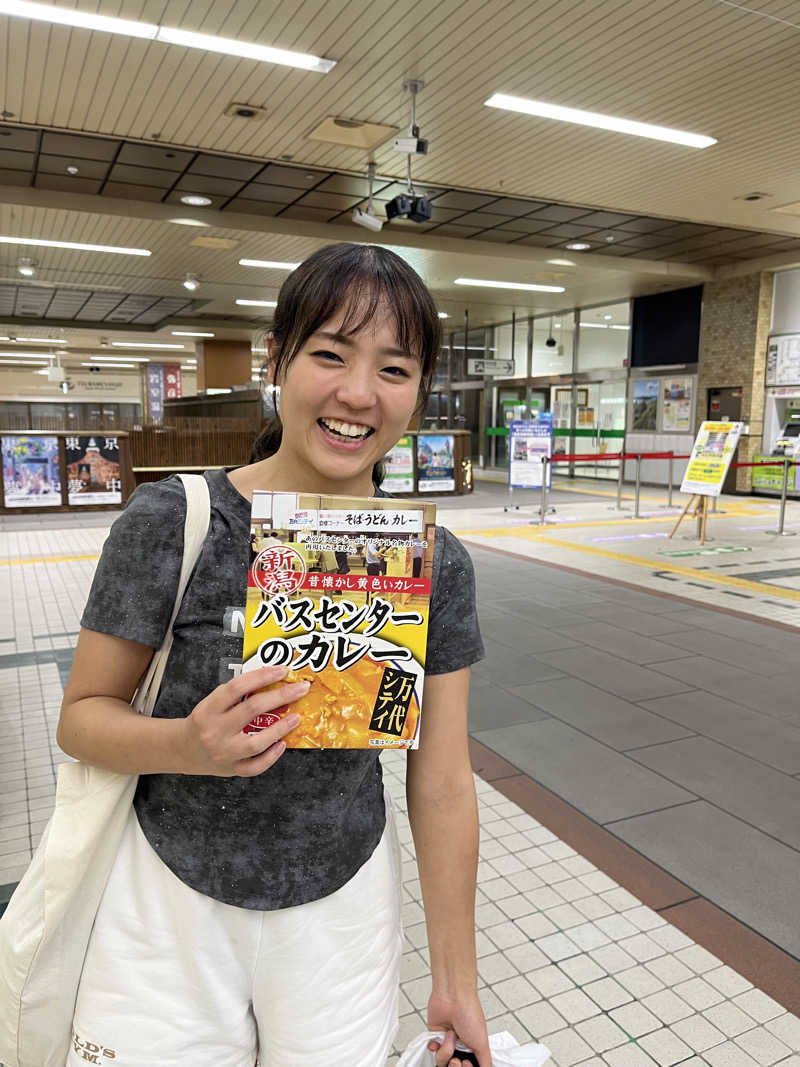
383, 435, 415, 493
66, 435, 122, 505
417, 434, 455, 492
766, 337, 800, 386
680, 421, 743, 497
662, 377, 693, 432
632, 380, 658, 431
509, 416, 553, 489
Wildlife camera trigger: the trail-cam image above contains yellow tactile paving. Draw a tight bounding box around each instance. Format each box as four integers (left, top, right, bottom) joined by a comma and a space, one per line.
461, 528, 800, 603
0, 553, 100, 567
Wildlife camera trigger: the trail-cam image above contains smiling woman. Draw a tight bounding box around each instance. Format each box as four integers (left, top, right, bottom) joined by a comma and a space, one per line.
250, 242, 441, 493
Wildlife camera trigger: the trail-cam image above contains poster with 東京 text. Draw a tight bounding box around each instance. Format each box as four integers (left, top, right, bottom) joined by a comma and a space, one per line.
680, 421, 742, 497
65, 435, 122, 505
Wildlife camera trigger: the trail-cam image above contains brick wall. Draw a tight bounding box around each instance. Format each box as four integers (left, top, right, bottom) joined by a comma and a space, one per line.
697, 273, 773, 491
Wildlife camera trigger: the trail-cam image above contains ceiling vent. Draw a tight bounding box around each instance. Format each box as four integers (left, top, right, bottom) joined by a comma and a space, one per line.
224, 102, 268, 121
308, 115, 397, 149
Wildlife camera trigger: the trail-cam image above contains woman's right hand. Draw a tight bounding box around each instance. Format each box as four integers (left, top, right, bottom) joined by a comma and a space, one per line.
180, 665, 309, 777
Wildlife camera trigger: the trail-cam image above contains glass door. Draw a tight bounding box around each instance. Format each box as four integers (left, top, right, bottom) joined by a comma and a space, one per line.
572, 381, 626, 480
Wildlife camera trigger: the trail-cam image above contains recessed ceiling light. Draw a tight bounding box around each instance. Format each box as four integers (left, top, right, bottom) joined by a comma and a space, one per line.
180, 195, 213, 207
167, 217, 211, 227
454, 278, 565, 293
183, 273, 200, 291
238, 259, 300, 270
17, 257, 36, 277
437, 312, 449, 319
3, 2, 336, 71
566, 243, 591, 251
172, 331, 214, 337
66, 164, 79, 175
603, 315, 613, 320
81, 361, 137, 369
0, 235, 150, 256
236, 298, 278, 307
547, 258, 576, 267
112, 342, 185, 349
484, 93, 717, 149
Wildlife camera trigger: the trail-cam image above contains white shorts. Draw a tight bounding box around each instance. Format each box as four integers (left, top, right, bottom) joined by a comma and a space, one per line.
67, 801, 404, 1067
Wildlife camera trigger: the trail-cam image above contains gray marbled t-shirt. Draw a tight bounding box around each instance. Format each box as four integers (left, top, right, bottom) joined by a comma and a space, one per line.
80, 468, 484, 910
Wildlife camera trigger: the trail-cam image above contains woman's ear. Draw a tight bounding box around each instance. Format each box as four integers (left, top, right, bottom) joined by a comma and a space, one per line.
266, 332, 280, 385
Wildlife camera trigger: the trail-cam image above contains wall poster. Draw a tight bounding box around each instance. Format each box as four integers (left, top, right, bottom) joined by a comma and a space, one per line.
662, 377, 693, 431
417, 434, 455, 492
383, 435, 415, 493
2, 436, 61, 507
66, 435, 122, 505
632, 380, 659, 431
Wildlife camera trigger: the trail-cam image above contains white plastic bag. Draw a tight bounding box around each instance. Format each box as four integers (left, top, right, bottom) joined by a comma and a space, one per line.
397, 1030, 551, 1067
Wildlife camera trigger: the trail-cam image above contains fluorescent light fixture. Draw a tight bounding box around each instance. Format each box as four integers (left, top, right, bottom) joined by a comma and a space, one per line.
168, 217, 210, 227
454, 278, 565, 293
111, 342, 185, 349
16, 336, 68, 344
579, 321, 609, 328
0, 235, 150, 256
0, 358, 47, 365
438, 312, 449, 319
239, 259, 300, 270
236, 298, 278, 307
0, 350, 59, 358
181, 195, 212, 207
81, 361, 137, 369
205, 387, 232, 394
566, 242, 591, 251
485, 93, 717, 149
172, 331, 214, 337
547, 258, 576, 267
88, 354, 151, 363
4, 2, 336, 72
610, 324, 630, 330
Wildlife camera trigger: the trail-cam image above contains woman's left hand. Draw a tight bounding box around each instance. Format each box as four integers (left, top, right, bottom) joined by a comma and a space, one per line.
426, 990, 491, 1067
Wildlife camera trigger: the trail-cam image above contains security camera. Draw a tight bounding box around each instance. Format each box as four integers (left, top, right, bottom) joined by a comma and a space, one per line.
351, 207, 384, 232
393, 133, 428, 155
545, 336, 557, 348
385, 194, 432, 223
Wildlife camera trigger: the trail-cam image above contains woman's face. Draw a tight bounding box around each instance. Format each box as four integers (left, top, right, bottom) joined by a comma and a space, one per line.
272, 305, 422, 494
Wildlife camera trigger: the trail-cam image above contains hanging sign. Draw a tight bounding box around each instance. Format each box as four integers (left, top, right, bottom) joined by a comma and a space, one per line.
468, 358, 515, 376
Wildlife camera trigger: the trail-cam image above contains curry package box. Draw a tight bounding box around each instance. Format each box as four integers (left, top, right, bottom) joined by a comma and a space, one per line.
241, 490, 437, 748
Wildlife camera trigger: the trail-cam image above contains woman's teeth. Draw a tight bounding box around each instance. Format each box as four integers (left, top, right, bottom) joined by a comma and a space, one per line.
319, 418, 373, 440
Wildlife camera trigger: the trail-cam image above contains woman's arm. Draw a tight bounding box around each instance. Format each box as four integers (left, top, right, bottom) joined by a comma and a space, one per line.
58, 628, 308, 777
406, 667, 491, 1067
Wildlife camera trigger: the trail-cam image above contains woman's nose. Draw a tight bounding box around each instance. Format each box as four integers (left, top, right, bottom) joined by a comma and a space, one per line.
335, 368, 377, 409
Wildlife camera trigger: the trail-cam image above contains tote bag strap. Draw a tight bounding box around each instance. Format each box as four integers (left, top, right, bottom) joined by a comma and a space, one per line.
133, 473, 211, 716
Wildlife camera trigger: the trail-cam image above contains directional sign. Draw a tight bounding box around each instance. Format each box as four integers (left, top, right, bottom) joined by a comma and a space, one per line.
468, 358, 515, 376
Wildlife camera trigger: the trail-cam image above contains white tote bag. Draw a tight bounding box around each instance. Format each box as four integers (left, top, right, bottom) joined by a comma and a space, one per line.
0, 473, 210, 1067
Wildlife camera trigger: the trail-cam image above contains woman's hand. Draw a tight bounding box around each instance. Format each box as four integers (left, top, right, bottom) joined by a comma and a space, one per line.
427, 990, 491, 1067
180, 665, 308, 777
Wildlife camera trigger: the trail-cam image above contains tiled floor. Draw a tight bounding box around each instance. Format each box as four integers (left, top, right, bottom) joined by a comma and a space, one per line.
1, 494, 799, 1066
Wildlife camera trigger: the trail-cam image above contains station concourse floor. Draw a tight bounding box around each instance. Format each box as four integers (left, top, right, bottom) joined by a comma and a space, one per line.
1, 475, 799, 1067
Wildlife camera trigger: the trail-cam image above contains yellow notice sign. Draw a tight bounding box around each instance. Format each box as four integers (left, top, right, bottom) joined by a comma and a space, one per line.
680, 421, 743, 497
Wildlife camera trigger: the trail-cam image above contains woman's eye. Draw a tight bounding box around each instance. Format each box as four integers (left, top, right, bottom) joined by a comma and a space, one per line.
383, 365, 410, 378
311, 350, 343, 363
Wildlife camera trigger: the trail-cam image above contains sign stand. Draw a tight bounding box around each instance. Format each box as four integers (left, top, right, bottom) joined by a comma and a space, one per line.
504, 416, 555, 518
668, 494, 710, 544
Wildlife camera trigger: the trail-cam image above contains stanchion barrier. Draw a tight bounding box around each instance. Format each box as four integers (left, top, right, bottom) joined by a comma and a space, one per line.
667, 452, 674, 508
634, 454, 642, 518
539, 455, 548, 526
